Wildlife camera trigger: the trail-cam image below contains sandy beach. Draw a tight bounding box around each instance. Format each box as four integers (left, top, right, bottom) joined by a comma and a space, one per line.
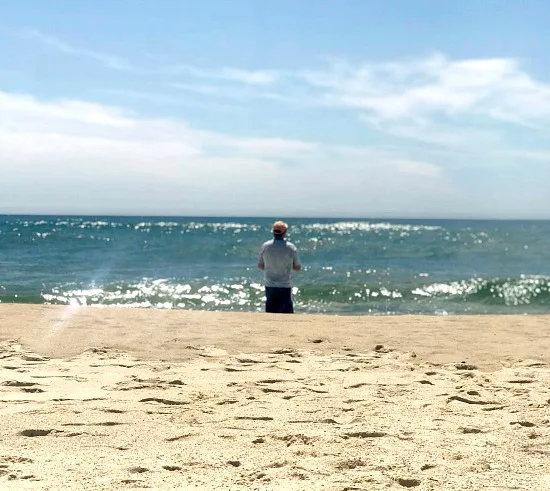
1, 305, 549, 490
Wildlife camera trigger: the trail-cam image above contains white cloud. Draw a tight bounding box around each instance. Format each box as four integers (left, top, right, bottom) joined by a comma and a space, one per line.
0, 90, 446, 216
301, 54, 550, 121
218, 68, 278, 85
0, 91, 134, 128
300, 54, 550, 144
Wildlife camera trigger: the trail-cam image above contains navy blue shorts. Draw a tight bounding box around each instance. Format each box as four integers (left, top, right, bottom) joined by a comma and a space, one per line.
265, 287, 294, 314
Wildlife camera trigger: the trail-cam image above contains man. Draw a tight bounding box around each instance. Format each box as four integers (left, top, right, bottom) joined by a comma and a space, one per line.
257, 220, 302, 313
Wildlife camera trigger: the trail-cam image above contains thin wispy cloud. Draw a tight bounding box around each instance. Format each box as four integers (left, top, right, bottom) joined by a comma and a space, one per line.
17, 29, 132, 71
165, 65, 278, 85
163, 53, 550, 148
166, 82, 302, 107
168, 82, 230, 97
14, 30, 550, 135
16, 29, 278, 89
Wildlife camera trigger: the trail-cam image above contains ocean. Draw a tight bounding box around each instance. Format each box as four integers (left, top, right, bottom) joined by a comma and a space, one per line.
1, 216, 549, 315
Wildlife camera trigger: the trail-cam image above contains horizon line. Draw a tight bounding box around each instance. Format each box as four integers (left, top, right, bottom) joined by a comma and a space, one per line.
1, 213, 549, 222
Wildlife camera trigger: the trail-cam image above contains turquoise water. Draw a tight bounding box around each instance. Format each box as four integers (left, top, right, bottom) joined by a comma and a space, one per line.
1, 216, 549, 315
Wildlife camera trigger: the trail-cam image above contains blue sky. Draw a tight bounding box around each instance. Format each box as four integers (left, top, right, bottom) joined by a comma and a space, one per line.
1, 0, 549, 218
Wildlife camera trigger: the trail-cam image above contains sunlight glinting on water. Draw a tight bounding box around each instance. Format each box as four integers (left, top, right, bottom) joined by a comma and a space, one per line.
36, 273, 550, 312
302, 221, 443, 233
412, 275, 550, 306
42, 279, 266, 310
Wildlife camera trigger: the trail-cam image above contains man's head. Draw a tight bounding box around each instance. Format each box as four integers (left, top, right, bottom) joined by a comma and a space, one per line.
272, 220, 288, 238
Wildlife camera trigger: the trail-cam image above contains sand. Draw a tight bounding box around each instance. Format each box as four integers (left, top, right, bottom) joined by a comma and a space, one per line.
1, 305, 549, 490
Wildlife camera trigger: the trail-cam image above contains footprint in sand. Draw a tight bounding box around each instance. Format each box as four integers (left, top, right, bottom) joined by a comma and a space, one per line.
1, 381, 39, 387
19, 429, 53, 437
165, 434, 194, 442
397, 478, 421, 488
6, 473, 38, 481
255, 379, 289, 388
335, 458, 366, 470
21, 354, 49, 362
448, 395, 497, 405
1, 457, 33, 464
275, 434, 317, 446
139, 397, 189, 406
461, 427, 483, 434
260, 388, 285, 394
271, 348, 300, 355
511, 421, 536, 428
344, 431, 387, 438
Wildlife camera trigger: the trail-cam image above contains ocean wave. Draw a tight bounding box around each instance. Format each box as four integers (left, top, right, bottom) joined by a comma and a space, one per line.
0, 275, 540, 314
413, 275, 550, 306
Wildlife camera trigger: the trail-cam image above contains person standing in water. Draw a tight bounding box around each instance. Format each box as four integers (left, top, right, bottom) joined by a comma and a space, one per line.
257, 221, 302, 313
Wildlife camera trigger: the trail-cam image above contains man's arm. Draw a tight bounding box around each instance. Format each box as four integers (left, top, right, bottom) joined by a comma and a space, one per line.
258, 245, 265, 271
292, 247, 301, 272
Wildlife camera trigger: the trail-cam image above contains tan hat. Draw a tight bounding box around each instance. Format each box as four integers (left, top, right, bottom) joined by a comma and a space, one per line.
272, 220, 288, 234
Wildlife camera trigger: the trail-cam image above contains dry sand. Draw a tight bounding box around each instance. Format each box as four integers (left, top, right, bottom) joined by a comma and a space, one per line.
1, 304, 549, 490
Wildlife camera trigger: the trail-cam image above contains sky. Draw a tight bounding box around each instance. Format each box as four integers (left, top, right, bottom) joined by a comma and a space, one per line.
1, 0, 549, 219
